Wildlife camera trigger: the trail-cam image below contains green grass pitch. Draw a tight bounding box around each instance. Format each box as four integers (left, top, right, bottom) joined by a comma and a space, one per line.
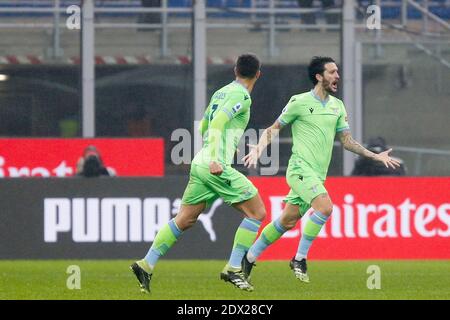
0, 260, 449, 300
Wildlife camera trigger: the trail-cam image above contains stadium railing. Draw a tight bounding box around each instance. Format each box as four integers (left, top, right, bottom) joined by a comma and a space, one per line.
1, 0, 449, 19
3, 0, 448, 59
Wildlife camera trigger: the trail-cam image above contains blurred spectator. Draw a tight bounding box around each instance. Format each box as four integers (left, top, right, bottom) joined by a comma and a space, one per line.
139, 0, 161, 28
297, 0, 339, 25
352, 137, 407, 176
76, 145, 115, 178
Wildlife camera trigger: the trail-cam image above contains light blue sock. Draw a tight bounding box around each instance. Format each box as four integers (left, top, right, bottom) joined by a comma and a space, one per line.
296, 211, 329, 260
144, 219, 182, 268
247, 218, 287, 263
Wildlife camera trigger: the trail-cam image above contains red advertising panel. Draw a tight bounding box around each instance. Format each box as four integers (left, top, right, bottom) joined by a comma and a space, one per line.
0, 138, 164, 177
250, 177, 450, 260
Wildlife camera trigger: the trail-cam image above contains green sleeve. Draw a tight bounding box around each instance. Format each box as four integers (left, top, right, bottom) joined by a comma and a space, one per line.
207, 109, 229, 161
277, 96, 299, 126
199, 100, 213, 137
208, 93, 249, 161
336, 100, 350, 132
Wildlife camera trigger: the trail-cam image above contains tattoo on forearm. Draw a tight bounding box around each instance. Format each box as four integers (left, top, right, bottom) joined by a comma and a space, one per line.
342, 133, 375, 159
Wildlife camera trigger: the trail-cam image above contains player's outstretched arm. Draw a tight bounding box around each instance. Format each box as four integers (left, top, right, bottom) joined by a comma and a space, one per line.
337, 130, 401, 169
243, 120, 283, 168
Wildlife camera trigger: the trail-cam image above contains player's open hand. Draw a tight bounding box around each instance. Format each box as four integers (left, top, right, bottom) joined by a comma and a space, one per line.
242, 144, 260, 168
209, 161, 223, 175
375, 148, 401, 169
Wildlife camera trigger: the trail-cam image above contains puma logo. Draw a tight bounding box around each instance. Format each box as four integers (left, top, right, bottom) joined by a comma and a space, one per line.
197, 199, 223, 241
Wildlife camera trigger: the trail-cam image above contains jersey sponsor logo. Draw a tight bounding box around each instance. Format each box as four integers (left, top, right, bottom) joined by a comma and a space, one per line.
43, 197, 224, 243
309, 107, 314, 114
232, 103, 242, 114
244, 95, 250, 100
298, 175, 303, 181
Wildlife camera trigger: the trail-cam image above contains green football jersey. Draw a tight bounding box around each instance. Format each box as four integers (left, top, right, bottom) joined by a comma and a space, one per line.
278, 90, 350, 179
193, 81, 251, 166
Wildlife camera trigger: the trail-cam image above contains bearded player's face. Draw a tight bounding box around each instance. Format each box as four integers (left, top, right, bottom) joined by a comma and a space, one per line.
321, 62, 340, 94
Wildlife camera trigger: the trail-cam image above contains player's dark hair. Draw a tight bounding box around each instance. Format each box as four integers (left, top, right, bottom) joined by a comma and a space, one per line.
235, 53, 260, 79
308, 56, 336, 85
